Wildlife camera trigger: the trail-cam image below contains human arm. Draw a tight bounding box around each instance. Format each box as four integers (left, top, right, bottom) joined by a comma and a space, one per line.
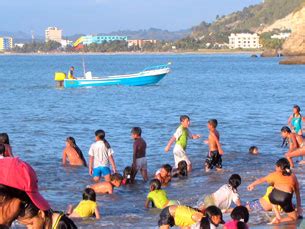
145, 198, 151, 208
62, 150, 67, 166
95, 206, 101, 219
247, 177, 268, 191
165, 136, 176, 152
89, 156, 94, 175
132, 143, 137, 167
288, 115, 293, 128
192, 134, 201, 139
109, 155, 117, 173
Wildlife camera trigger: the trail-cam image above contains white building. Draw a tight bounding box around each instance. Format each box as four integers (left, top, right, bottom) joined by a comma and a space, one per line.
229, 33, 261, 49
271, 33, 291, 40
45, 27, 62, 43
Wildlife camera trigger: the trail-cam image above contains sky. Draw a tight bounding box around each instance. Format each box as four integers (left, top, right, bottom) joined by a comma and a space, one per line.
0, 0, 262, 35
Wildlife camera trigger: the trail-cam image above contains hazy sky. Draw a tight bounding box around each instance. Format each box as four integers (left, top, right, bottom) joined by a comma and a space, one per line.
0, 0, 262, 35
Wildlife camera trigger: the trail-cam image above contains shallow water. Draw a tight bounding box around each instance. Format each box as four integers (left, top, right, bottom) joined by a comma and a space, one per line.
1, 54, 305, 228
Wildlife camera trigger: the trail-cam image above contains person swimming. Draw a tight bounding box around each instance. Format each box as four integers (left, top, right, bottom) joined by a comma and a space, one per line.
89, 173, 123, 194
249, 146, 259, 155
122, 166, 133, 185
172, 160, 188, 178
155, 164, 172, 186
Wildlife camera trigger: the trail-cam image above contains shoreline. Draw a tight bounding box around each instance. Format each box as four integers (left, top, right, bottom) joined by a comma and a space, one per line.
0, 50, 262, 56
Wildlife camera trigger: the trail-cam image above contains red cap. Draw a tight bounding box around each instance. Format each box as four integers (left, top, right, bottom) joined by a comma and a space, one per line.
0, 157, 50, 211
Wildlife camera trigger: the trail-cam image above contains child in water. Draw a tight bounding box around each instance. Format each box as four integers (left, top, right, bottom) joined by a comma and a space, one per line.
288, 105, 304, 148
89, 173, 123, 194
247, 158, 302, 224
172, 160, 188, 178
155, 164, 172, 186
249, 146, 259, 155
204, 119, 224, 172
0, 133, 13, 157
89, 130, 117, 182
62, 137, 87, 167
198, 174, 242, 213
158, 205, 225, 229
224, 206, 249, 229
145, 179, 177, 209
122, 166, 133, 185
68, 188, 100, 219
281, 126, 299, 168
165, 115, 201, 172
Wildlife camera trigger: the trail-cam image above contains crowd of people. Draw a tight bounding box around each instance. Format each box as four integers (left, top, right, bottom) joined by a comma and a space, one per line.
0, 105, 305, 228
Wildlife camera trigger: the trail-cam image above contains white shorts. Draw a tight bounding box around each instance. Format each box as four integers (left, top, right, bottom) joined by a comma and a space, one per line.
135, 157, 147, 170
173, 145, 191, 167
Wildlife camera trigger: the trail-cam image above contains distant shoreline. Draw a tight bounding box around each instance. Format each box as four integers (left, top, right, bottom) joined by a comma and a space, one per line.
0, 49, 262, 56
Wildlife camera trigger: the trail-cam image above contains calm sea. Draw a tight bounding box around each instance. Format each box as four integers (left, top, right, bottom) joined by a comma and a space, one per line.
1, 54, 305, 228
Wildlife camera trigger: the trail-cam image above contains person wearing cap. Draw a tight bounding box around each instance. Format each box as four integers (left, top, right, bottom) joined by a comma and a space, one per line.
0, 157, 50, 227
158, 205, 224, 229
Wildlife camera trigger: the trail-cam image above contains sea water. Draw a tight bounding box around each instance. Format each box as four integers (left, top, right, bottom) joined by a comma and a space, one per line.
1, 54, 305, 228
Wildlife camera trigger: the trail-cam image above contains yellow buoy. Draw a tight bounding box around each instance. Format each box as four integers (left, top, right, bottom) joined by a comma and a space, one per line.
54, 72, 66, 81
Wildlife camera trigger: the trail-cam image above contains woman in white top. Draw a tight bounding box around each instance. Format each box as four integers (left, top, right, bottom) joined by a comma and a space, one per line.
198, 174, 242, 213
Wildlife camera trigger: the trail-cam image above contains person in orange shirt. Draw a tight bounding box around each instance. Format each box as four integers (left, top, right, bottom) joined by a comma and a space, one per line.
62, 137, 87, 167
247, 158, 302, 224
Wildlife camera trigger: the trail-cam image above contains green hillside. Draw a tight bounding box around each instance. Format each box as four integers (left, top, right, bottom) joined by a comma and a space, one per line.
190, 0, 305, 45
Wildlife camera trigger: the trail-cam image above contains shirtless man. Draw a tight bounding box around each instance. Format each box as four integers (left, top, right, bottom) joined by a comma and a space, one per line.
281, 126, 299, 168
204, 119, 224, 172
89, 173, 123, 194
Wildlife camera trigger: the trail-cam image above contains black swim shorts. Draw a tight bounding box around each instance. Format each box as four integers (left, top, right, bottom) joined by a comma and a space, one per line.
158, 206, 175, 227
205, 150, 222, 169
269, 188, 294, 213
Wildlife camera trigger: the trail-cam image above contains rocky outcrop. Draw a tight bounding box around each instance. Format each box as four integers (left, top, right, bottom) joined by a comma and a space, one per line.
261, 49, 279, 57
280, 56, 305, 65
280, 6, 305, 56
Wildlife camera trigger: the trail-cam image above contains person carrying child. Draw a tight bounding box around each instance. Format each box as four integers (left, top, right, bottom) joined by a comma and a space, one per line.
155, 164, 172, 186
165, 115, 200, 172
131, 127, 148, 182
145, 179, 177, 209
67, 187, 100, 219
88, 130, 117, 182
247, 158, 302, 224
204, 119, 224, 172
89, 173, 123, 194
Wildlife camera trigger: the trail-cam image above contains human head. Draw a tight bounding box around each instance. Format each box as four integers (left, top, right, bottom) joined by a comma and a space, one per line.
293, 105, 300, 114
0, 158, 50, 212
131, 127, 142, 139
281, 126, 291, 138
0, 184, 29, 227
203, 206, 225, 227
70, 66, 74, 71
0, 144, 5, 157
66, 136, 76, 147
248, 146, 259, 155
95, 130, 105, 141
123, 166, 132, 180
0, 133, 10, 145
228, 174, 241, 190
110, 173, 123, 187
275, 158, 291, 176
150, 179, 161, 191
208, 119, 218, 130
180, 115, 190, 128
178, 160, 188, 176
83, 188, 96, 202
231, 206, 249, 223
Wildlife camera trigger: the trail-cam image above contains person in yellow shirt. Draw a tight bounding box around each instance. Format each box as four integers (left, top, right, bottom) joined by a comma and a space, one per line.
67, 66, 76, 80
158, 205, 224, 229
67, 188, 100, 219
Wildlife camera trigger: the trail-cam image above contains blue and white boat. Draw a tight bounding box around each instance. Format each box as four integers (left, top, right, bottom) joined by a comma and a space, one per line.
54, 63, 171, 88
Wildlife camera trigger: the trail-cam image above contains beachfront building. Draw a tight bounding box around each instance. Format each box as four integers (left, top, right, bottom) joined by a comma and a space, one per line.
271, 32, 291, 40
127, 39, 157, 48
0, 37, 13, 51
45, 27, 62, 43
228, 33, 261, 49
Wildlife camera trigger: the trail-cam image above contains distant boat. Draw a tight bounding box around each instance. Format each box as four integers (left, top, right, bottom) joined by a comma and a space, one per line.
54, 63, 171, 88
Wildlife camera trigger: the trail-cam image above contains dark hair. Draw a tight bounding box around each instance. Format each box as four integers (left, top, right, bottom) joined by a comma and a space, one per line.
131, 127, 142, 136
248, 146, 258, 154
95, 130, 111, 149
228, 174, 241, 191
0, 144, 5, 156
83, 188, 96, 201
66, 137, 87, 167
205, 205, 222, 218
163, 164, 172, 173
111, 173, 123, 182
208, 119, 218, 128
281, 126, 291, 133
0, 133, 10, 145
150, 179, 161, 190
276, 158, 291, 176
178, 160, 188, 177
231, 206, 249, 228
180, 115, 190, 122
293, 105, 301, 113
123, 166, 133, 184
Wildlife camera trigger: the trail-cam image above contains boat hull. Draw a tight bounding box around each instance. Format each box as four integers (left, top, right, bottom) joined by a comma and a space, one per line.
63, 69, 169, 88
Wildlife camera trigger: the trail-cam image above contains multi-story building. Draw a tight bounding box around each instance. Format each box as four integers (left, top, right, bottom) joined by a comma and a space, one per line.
45, 27, 62, 43
228, 33, 261, 49
82, 35, 128, 45
127, 39, 157, 48
0, 37, 13, 51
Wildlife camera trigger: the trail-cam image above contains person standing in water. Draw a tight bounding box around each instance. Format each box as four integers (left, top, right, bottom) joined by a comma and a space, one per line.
281, 126, 299, 168
288, 105, 304, 147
